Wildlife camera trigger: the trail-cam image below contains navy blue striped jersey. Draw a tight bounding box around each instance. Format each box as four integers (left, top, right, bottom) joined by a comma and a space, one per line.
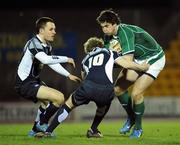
81, 47, 119, 85
17, 35, 52, 81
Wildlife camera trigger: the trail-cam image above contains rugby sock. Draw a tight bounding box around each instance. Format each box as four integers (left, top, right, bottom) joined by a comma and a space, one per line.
40, 103, 59, 125
134, 102, 145, 129
32, 105, 45, 131
46, 104, 71, 133
91, 104, 110, 132
117, 91, 135, 122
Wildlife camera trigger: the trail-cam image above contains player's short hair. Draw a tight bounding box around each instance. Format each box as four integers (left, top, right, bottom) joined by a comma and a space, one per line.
35, 17, 54, 33
83, 37, 104, 54
96, 9, 121, 25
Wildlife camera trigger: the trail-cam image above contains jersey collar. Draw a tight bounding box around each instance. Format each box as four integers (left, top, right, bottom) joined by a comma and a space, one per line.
112, 25, 120, 39
36, 35, 48, 47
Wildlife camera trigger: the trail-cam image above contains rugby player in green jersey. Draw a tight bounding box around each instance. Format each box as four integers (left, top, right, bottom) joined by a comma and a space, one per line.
88, 9, 166, 138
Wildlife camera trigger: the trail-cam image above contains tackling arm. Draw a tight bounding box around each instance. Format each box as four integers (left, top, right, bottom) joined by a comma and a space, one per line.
115, 54, 149, 72
48, 63, 70, 77
35, 52, 69, 65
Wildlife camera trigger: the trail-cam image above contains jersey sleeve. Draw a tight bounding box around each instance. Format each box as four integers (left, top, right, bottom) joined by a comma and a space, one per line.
48, 63, 70, 77
119, 26, 135, 55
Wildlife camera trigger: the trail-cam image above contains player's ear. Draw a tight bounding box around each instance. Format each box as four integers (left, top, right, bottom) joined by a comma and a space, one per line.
112, 23, 117, 27
39, 28, 44, 33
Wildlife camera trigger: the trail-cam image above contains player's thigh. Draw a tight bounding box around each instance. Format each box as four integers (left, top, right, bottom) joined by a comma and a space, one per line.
126, 69, 139, 82
37, 86, 64, 103
115, 69, 135, 92
70, 83, 90, 107
132, 74, 154, 96
132, 55, 165, 95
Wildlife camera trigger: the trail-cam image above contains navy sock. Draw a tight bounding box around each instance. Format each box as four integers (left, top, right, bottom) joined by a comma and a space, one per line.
46, 104, 71, 133
40, 103, 59, 125
91, 104, 110, 132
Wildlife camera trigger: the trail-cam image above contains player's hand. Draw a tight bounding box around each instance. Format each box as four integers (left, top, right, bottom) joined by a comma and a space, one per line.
68, 74, 81, 83
67, 58, 76, 68
141, 61, 150, 72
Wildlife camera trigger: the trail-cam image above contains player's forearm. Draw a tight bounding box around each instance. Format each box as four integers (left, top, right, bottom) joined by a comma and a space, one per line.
35, 52, 68, 64
48, 63, 70, 77
124, 62, 146, 71
115, 57, 145, 72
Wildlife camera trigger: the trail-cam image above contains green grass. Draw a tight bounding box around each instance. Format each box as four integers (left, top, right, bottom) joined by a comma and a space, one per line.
0, 119, 180, 145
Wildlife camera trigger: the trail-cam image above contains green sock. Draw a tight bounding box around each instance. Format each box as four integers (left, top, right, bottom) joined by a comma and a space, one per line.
117, 91, 135, 122
134, 102, 145, 129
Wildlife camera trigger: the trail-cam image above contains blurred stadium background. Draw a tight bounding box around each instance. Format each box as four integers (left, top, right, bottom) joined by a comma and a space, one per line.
0, 0, 180, 123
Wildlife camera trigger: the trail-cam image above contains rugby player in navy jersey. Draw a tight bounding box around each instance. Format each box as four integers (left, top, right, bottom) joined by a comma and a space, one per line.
14, 17, 81, 136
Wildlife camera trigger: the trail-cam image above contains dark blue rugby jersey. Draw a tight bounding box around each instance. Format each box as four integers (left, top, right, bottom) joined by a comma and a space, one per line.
81, 47, 119, 85
17, 35, 52, 81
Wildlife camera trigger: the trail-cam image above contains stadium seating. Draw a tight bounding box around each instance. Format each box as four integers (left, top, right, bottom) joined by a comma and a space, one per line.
145, 32, 180, 97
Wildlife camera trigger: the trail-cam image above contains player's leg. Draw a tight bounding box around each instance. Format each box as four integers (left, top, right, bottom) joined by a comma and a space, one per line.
35, 95, 75, 138
35, 83, 89, 138
28, 102, 47, 136
86, 82, 114, 138
87, 104, 111, 138
130, 74, 154, 138
35, 86, 65, 132
130, 55, 166, 138
46, 95, 75, 133
28, 81, 49, 136
115, 70, 138, 134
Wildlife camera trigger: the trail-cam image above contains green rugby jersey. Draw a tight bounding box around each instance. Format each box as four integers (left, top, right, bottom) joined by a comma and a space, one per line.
104, 24, 165, 64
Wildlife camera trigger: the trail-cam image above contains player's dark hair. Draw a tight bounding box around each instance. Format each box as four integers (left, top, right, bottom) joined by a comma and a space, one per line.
83, 37, 104, 54
96, 9, 121, 25
35, 17, 54, 33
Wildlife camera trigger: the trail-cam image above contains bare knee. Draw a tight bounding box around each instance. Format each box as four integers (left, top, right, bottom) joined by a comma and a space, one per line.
131, 90, 144, 104
53, 93, 65, 107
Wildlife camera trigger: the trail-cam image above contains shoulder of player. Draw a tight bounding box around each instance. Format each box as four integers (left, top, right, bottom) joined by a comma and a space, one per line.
119, 23, 133, 31
28, 36, 44, 50
119, 23, 144, 33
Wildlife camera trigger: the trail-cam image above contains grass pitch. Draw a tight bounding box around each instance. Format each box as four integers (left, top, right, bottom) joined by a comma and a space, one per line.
0, 119, 180, 145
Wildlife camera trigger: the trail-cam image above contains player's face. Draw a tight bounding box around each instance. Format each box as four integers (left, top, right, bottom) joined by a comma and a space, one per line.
100, 22, 117, 36
41, 22, 56, 42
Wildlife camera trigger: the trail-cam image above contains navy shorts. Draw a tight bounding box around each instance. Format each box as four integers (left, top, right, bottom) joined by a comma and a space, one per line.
72, 80, 114, 107
14, 75, 45, 103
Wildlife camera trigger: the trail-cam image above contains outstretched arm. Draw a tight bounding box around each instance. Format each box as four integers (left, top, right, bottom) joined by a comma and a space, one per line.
35, 52, 69, 65
67, 58, 76, 68
115, 55, 150, 72
48, 63, 81, 83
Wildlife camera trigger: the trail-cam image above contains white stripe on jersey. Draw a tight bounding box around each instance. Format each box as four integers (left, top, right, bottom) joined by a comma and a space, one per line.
105, 50, 115, 83
18, 48, 34, 81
